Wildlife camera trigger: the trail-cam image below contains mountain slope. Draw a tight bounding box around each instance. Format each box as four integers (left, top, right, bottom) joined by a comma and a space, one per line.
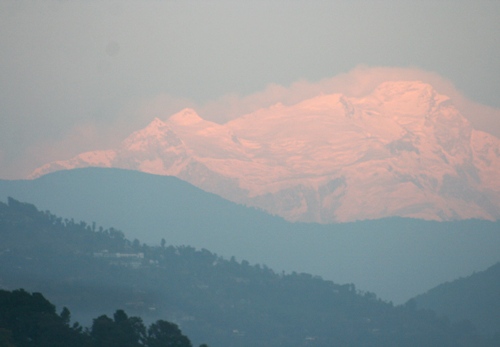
30, 81, 500, 223
413, 262, 500, 337
2, 167, 500, 304
0, 198, 494, 347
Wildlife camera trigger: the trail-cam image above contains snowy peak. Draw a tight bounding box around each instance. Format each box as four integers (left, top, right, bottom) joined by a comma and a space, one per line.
368, 80, 450, 117
168, 108, 205, 126
294, 93, 344, 111
372, 80, 438, 103
122, 117, 182, 151
134, 117, 168, 138
29, 80, 500, 223
28, 150, 116, 179
373, 80, 435, 98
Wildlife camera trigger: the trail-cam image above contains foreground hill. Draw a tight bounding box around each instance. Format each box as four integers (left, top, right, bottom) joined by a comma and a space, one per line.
413, 262, 500, 337
2, 168, 500, 304
30, 81, 500, 223
0, 288, 199, 347
0, 198, 496, 346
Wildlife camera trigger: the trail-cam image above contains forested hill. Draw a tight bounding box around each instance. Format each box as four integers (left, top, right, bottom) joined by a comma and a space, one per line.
0, 288, 199, 347
413, 261, 500, 337
0, 198, 496, 347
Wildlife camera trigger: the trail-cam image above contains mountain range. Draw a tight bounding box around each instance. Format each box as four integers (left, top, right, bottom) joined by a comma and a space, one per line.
30, 81, 500, 223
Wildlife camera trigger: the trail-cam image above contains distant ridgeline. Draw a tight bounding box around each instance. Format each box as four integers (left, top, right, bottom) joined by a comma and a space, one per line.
4, 167, 500, 306
0, 197, 499, 347
414, 261, 500, 337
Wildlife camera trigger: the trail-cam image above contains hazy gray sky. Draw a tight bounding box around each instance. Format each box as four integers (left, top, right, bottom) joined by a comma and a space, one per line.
1, 1, 499, 178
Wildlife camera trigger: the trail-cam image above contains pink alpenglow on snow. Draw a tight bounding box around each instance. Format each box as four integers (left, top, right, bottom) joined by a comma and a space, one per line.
31, 81, 500, 223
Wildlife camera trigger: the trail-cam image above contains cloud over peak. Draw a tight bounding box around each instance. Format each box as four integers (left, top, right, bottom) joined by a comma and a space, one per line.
196, 67, 500, 138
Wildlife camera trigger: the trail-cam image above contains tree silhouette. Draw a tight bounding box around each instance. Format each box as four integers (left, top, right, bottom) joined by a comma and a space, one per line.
0, 289, 87, 347
147, 320, 192, 347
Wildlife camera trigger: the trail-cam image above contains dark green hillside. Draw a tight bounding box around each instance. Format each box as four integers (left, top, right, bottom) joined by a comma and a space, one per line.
0, 288, 199, 347
0, 198, 495, 346
413, 262, 500, 337
0, 288, 88, 347
2, 168, 500, 304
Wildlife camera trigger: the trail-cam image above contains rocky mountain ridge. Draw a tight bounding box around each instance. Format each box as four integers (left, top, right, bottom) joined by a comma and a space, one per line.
31, 80, 500, 223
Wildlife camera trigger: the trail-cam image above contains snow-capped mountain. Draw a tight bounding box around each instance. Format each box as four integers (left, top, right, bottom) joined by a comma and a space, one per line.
31, 81, 500, 223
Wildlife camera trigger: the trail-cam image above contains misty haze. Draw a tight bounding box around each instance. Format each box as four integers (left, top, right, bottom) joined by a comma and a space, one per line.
1, 1, 500, 346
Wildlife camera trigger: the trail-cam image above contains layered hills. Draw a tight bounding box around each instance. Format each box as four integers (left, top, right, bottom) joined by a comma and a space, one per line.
2, 168, 500, 304
31, 81, 500, 223
1, 198, 497, 346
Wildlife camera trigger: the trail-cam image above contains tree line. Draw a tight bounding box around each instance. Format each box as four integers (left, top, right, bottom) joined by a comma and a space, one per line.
0, 288, 207, 347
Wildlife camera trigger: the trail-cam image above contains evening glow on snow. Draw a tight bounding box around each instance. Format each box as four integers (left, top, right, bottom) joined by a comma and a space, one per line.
30, 80, 500, 223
